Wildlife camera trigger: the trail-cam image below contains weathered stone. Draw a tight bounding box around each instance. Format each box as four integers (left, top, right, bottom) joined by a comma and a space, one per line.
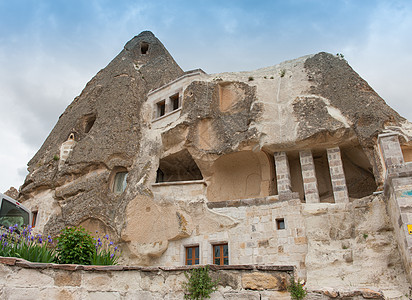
241, 272, 284, 290
359, 288, 384, 299
54, 271, 81, 287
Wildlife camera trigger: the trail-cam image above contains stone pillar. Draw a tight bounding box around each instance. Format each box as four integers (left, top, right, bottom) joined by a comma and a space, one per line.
274, 152, 292, 194
299, 150, 320, 203
378, 133, 404, 169
327, 147, 349, 203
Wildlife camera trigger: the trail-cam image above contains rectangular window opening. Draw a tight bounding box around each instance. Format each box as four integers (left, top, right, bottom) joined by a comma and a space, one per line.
170, 93, 180, 111
185, 245, 199, 265
213, 243, 228, 265
276, 218, 285, 230
31, 211, 38, 228
157, 100, 166, 117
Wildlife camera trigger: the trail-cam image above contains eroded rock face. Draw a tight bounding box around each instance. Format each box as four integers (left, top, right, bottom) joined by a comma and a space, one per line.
15, 31, 412, 292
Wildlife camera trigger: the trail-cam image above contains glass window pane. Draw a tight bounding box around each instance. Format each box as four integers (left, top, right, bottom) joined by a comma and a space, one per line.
214, 258, 220, 265
114, 172, 128, 193
187, 260, 192, 265
224, 258, 229, 265
195, 246, 199, 259
214, 245, 220, 258
195, 259, 199, 265
223, 244, 228, 256
187, 248, 192, 259
0, 198, 29, 228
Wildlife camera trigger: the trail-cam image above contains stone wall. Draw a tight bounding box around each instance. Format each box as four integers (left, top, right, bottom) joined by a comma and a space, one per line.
0, 257, 389, 300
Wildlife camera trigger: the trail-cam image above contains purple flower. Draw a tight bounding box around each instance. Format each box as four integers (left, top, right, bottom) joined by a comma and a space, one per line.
105, 234, 109, 240
38, 237, 43, 244
109, 241, 113, 245
110, 253, 114, 259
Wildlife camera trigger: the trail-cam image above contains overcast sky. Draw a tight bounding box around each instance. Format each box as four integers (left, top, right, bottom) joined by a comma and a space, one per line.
1, 0, 412, 193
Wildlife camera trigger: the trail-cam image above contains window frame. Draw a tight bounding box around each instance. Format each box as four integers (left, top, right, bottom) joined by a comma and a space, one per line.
213, 243, 229, 265
185, 245, 200, 265
276, 218, 285, 230
156, 100, 166, 118
113, 171, 128, 194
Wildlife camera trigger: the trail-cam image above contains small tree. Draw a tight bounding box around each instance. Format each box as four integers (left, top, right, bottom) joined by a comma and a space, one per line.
183, 266, 218, 300
56, 226, 95, 265
287, 276, 307, 300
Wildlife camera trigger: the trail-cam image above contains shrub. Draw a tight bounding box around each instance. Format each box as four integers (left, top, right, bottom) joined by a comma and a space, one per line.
287, 276, 307, 300
183, 266, 218, 300
56, 226, 95, 265
0, 225, 56, 263
248, 76, 254, 81
91, 233, 120, 265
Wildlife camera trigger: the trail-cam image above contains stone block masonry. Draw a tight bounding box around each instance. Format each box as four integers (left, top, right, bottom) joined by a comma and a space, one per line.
327, 147, 349, 203
274, 152, 292, 194
299, 150, 320, 203
0, 257, 386, 299
379, 133, 405, 169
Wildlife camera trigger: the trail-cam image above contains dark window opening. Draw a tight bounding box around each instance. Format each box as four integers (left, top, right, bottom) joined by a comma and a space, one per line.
141, 42, 149, 55
276, 218, 285, 230
213, 243, 228, 265
156, 169, 164, 183
83, 114, 96, 133
185, 246, 199, 265
170, 93, 180, 110
156, 149, 203, 183
31, 211, 38, 228
157, 101, 166, 117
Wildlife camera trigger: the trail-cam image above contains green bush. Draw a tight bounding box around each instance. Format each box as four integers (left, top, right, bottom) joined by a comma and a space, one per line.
0, 225, 56, 263
183, 266, 218, 300
287, 275, 307, 300
56, 226, 95, 265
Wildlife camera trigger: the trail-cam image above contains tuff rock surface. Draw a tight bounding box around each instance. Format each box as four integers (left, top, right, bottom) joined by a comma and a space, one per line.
12, 31, 412, 297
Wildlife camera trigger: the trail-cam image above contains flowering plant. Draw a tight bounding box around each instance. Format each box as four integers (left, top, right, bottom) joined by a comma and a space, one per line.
0, 224, 56, 263
91, 232, 120, 265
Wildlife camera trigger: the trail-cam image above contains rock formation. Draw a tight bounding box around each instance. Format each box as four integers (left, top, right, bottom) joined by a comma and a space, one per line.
16, 31, 412, 297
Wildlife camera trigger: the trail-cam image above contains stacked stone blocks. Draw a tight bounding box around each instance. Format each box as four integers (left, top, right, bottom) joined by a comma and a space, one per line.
299, 150, 320, 203
327, 147, 349, 203
274, 152, 292, 194
378, 133, 405, 168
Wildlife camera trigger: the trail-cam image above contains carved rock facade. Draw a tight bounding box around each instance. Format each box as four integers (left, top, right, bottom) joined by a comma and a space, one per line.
17, 31, 412, 297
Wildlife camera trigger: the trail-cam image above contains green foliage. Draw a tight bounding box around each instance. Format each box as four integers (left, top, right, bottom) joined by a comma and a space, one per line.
90, 233, 121, 265
0, 225, 57, 263
56, 226, 95, 265
363, 233, 368, 239
183, 266, 218, 300
336, 53, 345, 59
53, 154, 60, 161
287, 276, 307, 300
270, 76, 274, 79
279, 69, 286, 77
248, 76, 254, 81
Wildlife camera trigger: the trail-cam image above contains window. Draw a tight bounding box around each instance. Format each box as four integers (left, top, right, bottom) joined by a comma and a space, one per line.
276, 218, 285, 230
31, 211, 38, 228
185, 246, 199, 265
157, 100, 166, 117
0, 198, 30, 229
113, 172, 128, 194
141, 42, 149, 55
170, 93, 180, 111
213, 243, 228, 265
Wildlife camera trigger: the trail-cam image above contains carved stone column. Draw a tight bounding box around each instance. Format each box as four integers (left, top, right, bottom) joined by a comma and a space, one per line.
299, 150, 320, 203
327, 147, 349, 203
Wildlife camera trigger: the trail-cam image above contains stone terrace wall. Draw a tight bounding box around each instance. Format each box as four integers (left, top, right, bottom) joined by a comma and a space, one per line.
0, 258, 388, 300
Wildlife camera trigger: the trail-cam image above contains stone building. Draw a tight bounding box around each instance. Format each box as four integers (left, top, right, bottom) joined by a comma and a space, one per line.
15, 31, 412, 296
